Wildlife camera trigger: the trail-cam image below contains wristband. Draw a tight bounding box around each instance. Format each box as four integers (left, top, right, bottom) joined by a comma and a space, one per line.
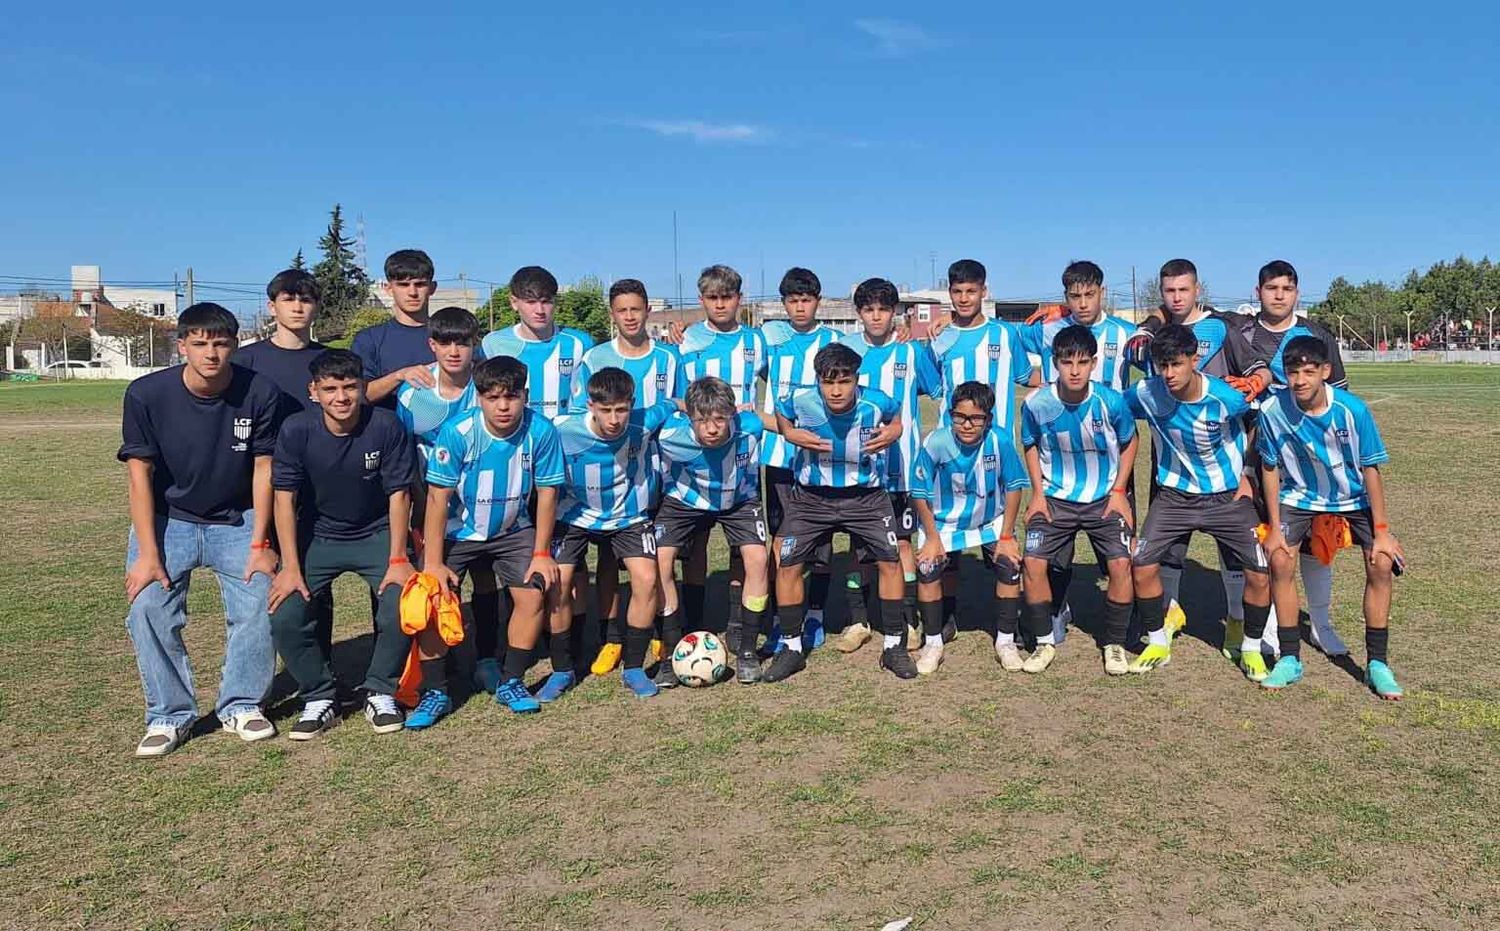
1110, 487, 1128, 495
999, 534, 1015, 542
532, 550, 552, 558
388, 556, 409, 565
1374, 523, 1390, 531
250, 541, 274, 550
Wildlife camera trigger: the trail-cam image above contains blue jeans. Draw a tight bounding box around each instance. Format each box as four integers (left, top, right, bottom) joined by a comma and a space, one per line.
125, 511, 274, 728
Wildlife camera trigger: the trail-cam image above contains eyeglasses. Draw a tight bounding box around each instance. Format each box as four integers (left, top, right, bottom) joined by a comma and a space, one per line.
950, 413, 991, 427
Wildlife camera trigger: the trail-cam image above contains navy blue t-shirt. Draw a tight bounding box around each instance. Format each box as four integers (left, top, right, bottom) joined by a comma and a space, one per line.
235, 337, 327, 415
272, 406, 418, 540
118, 365, 281, 524
350, 318, 435, 380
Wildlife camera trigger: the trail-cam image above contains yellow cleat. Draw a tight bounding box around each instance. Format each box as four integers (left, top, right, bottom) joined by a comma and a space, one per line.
648, 639, 663, 662
1129, 643, 1172, 674
1222, 618, 1245, 661
1240, 650, 1269, 683
590, 642, 622, 676
1164, 599, 1187, 639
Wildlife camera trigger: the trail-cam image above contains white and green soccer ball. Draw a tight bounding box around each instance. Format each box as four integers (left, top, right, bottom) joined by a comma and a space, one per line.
671, 631, 728, 687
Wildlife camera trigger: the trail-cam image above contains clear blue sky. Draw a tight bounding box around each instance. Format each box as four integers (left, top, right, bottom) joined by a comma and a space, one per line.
3, 1, 1496, 315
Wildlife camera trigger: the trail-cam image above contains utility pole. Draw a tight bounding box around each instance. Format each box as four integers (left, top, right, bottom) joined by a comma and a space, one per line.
930, 252, 937, 289
672, 211, 681, 308
459, 272, 469, 309
185, 267, 194, 306
1131, 266, 1138, 319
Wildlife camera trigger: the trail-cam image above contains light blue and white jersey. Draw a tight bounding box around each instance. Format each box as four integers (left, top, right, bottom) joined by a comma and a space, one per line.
678, 321, 767, 409
1256, 385, 1388, 513
760, 320, 841, 470
570, 338, 683, 410
425, 409, 564, 542
657, 410, 764, 511
931, 317, 1032, 430
841, 332, 942, 492
1127, 375, 1252, 495
1020, 383, 1137, 503
394, 365, 478, 461
479, 324, 594, 420
554, 399, 676, 531
1022, 314, 1139, 392
911, 426, 1029, 552
775, 387, 898, 489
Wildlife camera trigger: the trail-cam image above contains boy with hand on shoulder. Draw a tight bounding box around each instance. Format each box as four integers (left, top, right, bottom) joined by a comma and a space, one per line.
1020, 326, 1139, 676
416, 357, 565, 725
120, 303, 283, 757
395, 306, 481, 463
356, 249, 445, 404
911, 382, 1030, 675
1256, 336, 1405, 699
237, 269, 327, 415
267, 350, 418, 738
767, 343, 905, 681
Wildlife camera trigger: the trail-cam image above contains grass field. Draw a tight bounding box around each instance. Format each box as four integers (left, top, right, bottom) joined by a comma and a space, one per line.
2, 363, 1498, 931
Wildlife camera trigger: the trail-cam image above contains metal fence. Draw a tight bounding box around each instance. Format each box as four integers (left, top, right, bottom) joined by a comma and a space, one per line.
1345, 349, 1500, 365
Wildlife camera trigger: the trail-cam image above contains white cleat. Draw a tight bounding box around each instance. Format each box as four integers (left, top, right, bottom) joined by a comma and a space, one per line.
995, 640, 1024, 672
915, 642, 944, 675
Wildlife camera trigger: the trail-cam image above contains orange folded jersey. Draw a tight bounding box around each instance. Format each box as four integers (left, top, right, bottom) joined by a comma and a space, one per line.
1257, 516, 1351, 567
396, 572, 464, 708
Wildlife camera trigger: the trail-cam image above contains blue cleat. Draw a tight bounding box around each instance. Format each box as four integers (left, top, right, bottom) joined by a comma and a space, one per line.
404, 689, 452, 730
536, 670, 577, 704
473, 657, 502, 695
1260, 655, 1304, 691
1366, 660, 1404, 701
495, 677, 540, 714
621, 667, 659, 698
803, 611, 826, 652
759, 622, 785, 659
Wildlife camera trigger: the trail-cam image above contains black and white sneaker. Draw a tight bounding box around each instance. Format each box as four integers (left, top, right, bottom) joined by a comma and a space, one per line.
736, 651, 763, 684
761, 648, 807, 683
363, 694, 404, 734
288, 699, 339, 741
880, 645, 919, 679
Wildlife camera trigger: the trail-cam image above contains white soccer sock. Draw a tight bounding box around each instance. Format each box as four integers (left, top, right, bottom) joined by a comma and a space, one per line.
804, 607, 824, 624
781, 634, 805, 654
924, 633, 942, 648
1241, 632, 1262, 654
995, 631, 1016, 647
882, 634, 902, 649
1221, 568, 1246, 621
1160, 565, 1183, 605
1037, 632, 1056, 646
1263, 603, 1281, 656
1301, 555, 1333, 626
1147, 628, 1169, 648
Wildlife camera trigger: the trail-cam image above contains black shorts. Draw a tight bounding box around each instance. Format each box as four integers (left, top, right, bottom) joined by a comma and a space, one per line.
447, 528, 539, 588
777, 485, 897, 567
916, 542, 1021, 586
553, 520, 658, 566
654, 496, 767, 551
890, 492, 917, 541
1280, 506, 1377, 550
1133, 488, 1267, 573
767, 466, 831, 567
1024, 497, 1133, 568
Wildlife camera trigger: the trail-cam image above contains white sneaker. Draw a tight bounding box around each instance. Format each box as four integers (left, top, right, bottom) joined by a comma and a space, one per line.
835, 622, 872, 653
221, 709, 276, 742
915, 642, 944, 675
135, 721, 188, 758
1102, 644, 1129, 676
1022, 643, 1057, 674
995, 640, 1024, 672
1051, 603, 1071, 645
1309, 617, 1349, 657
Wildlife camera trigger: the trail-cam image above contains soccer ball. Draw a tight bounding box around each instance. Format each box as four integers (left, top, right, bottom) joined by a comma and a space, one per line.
671, 631, 728, 687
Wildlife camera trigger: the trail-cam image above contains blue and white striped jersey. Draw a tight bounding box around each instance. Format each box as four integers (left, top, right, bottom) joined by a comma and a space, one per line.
394, 365, 478, 460
554, 399, 676, 531
775, 387, 899, 488
1022, 314, 1140, 392
425, 408, 564, 542
841, 332, 942, 491
678, 321, 767, 409
570, 338, 683, 409
1021, 384, 1137, 503
1244, 317, 1348, 389
910, 426, 1029, 552
760, 320, 841, 469
1256, 385, 1388, 513
657, 410, 764, 511
1127, 375, 1252, 495
479, 324, 594, 420
1143, 310, 1252, 380
931, 318, 1032, 430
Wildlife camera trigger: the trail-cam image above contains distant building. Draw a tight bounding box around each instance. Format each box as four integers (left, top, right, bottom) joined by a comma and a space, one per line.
372, 283, 483, 314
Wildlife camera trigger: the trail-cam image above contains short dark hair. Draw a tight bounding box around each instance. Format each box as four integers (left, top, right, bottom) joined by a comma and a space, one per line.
1052, 324, 1098, 360
308, 348, 363, 383
948, 259, 987, 286
1061, 261, 1104, 291
609, 278, 648, 305
266, 268, 321, 302
685, 376, 737, 419
510, 266, 559, 302
1282, 334, 1329, 370
813, 343, 861, 381
473, 355, 529, 395
428, 306, 479, 345
587, 366, 635, 405
1258, 260, 1299, 287
1150, 323, 1200, 366
1159, 258, 1198, 282
385, 249, 434, 281
176, 302, 239, 341
950, 381, 995, 415
854, 278, 900, 311
779, 267, 821, 299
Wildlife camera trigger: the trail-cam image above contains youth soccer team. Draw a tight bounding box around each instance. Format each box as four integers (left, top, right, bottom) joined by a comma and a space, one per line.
119, 249, 1408, 757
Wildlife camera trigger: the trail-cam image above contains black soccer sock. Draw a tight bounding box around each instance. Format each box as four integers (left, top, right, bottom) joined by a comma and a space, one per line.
420, 658, 447, 693
777, 604, 805, 644
879, 598, 905, 637
942, 594, 958, 629
551, 623, 577, 674
683, 583, 707, 628
606, 614, 626, 646
1365, 627, 1389, 664
741, 603, 767, 657
471, 589, 501, 663
1244, 600, 1271, 647
623, 625, 652, 670
659, 608, 684, 655
1278, 625, 1302, 660
1023, 601, 1053, 640
565, 614, 587, 671
845, 573, 869, 626
1104, 599, 1133, 647
918, 600, 944, 638
501, 642, 532, 681
727, 588, 743, 629
808, 572, 832, 613
1048, 565, 1073, 614
1136, 593, 1166, 633
903, 579, 918, 629
996, 597, 1022, 637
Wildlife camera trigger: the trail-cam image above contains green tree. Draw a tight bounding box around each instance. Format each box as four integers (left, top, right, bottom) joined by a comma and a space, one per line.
558, 276, 610, 343
312, 204, 371, 337
478, 286, 516, 334
291, 248, 306, 271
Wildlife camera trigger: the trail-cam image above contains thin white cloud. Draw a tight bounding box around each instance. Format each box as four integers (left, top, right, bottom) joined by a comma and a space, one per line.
853, 18, 939, 56
628, 119, 770, 144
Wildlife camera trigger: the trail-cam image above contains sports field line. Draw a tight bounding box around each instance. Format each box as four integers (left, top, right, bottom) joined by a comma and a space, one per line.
0, 419, 117, 431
